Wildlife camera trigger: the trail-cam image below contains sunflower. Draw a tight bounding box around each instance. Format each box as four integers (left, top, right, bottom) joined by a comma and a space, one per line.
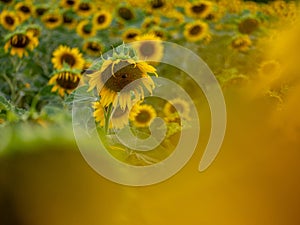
184, 20, 209, 42
48, 69, 81, 97
34, 5, 49, 17
0, 10, 19, 31
25, 25, 41, 37
92, 10, 112, 30
76, 20, 96, 38
147, 0, 170, 13
141, 16, 160, 30
238, 17, 259, 34
15, 2, 33, 21
116, 5, 135, 21
93, 101, 130, 129
61, 0, 79, 9
133, 34, 164, 63
62, 11, 77, 29
122, 28, 140, 42
163, 98, 191, 121
231, 35, 252, 52
75, 1, 94, 17
129, 103, 157, 128
82, 39, 103, 56
150, 28, 167, 40
52, 45, 85, 70
41, 12, 63, 29
4, 30, 39, 58
88, 49, 158, 110
185, 0, 213, 19
0, 0, 13, 5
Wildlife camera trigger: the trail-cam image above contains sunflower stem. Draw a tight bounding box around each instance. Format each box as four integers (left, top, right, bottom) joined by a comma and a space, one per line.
104, 103, 113, 134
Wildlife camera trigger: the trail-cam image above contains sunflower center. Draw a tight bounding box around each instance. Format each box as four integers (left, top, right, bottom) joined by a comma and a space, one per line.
61, 53, 76, 66
126, 32, 138, 39
97, 15, 106, 24
87, 43, 101, 52
4, 16, 14, 25
153, 30, 164, 39
10, 34, 29, 48
56, 72, 80, 90
101, 60, 143, 92
79, 3, 91, 11
20, 5, 31, 13
36, 8, 47, 16
151, 0, 165, 9
135, 110, 151, 123
47, 16, 58, 23
139, 42, 155, 57
191, 4, 207, 14
66, 0, 75, 6
189, 25, 202, 35
238, 18, 259, 34
118, 7, 134, 20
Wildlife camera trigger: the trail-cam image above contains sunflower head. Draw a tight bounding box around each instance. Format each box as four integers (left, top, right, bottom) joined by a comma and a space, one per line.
129, 103, 157, 128
88, 44, 158, 110
238, 17, 260, 34
184, 20, 209, 42
92, 10, 112, 30
163, 98, 191, 121
34, 5, 49, 17
0, 10, 19, 31
122, 28, 141, 42
61, 0, 79, 9
185, 0, 213, 18
15, 2, 33, 21
4, 30, 39, 58
42, 12, 63, 29
52, 45, 85, 70
75, 1, 94, 17
83, 39, 103, 56
62, 11, 77, 29
48, 68, 82, 97
231, 35, 252, 52
117, 5, 135, 21
76, 20, 96, 38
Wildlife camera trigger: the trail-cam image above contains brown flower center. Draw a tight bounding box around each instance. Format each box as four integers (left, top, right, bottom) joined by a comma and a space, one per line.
20, 5, 31, 14
189, 25, 202, 35
66, 0, 75, 6
36, 8, 48, 16
10, 34, 29, 48
87, 42, 101, 52
61, 54, 76, 66
97, 15, 106, 24
151, 0, 164, 9
79, 3, 91, 11
191, 4, 207, 14
126, 32, 138, 40
118, 7, 134, 20
101, 60, 143, 92
47, 16, 59, 23
4, 16, 14, 25
238, 18, 259, 34
139, 42, 155, 57
1, 0, 13, 3
56, 72, 80, 90
135, 110, 151, 123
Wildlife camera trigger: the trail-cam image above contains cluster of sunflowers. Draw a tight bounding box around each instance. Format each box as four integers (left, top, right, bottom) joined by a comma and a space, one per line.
0, 0, 299, 162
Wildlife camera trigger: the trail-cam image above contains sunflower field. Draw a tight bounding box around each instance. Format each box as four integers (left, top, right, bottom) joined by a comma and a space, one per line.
1, 0, 300, 224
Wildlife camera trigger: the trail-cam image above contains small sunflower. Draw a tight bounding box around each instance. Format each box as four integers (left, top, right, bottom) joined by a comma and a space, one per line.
163, 98, 191, 121
42, 12, 63, 29
82, 39, 103, 56
52, 45, 85, 70
92, 10, 112, 30
185, 0, 213, 19
129, 103, 157, 128
4, 30, 39, 58
62, 11, 77, 29
231, 35, 252, 52
238, 18, 259, 34
48, 69, 82, 97
184, 20, 209, 42
76, 20, 97, 38
61, 0, 79, 9
93, 101, 130, 129
25, 25, 41, 37
15, 2, 33, 21
150, 28, 167, 40
133, 34, 164, 62
0, 10, 19, 31
116, 5, 135, 21
34, 5, 49, 17
122, 28, 141, 42
75, 1, 94, 17
148, 0, 170, 13
88, 47, 158, 110
141, 16, 160, 30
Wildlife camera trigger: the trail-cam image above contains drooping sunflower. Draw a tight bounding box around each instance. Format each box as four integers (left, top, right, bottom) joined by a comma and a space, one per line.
41, 12, 63, 29
183, 20, 209, 42
52, 45, 85, 70
0, 10, 19, 31
122, 28, 140, 42
93, 101, 130, 129
129, 103, 157, 128
163, 98, 191, 121
185, 1, 213, 19
132, 34, 164, 63
75, 1, 94, 17
76, 20, 97, 38
92, 10, 112, 30
82, 39, 103, 56
4, 30, 39, 58
238, 17, 259, 34
116, 5, 135, 22
48, 69, 82, 97
15, 2, 33, 21
61, 0, 79, 9
88, 48, 158, 110
231, 35, 252, 52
